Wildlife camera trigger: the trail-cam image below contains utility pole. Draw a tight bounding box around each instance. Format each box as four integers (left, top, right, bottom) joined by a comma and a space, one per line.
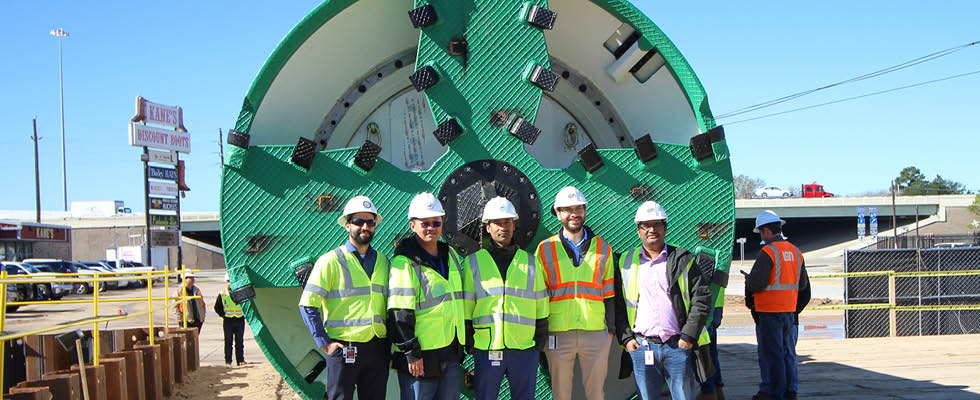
892, 179, 898, 248
32, 119, 42, 223
218, 128, 225, 165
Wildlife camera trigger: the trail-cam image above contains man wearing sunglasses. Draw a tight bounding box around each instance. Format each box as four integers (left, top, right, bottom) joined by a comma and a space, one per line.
615, 201, 713, 400
535, 186, 616, 400
388, 192, 467, 400
299, 196, 391, 400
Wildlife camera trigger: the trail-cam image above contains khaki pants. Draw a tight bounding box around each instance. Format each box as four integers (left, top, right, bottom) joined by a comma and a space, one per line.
545, 329, 612, 400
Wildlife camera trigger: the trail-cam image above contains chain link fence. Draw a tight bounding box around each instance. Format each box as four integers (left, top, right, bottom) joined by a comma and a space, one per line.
843, 247, 980, 338
871, 233, 980, 249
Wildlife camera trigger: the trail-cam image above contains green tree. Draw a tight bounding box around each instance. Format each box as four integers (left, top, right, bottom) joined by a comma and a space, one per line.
923, 175, 966, 195
894, 167, 966, 195
968, 194, 980, 231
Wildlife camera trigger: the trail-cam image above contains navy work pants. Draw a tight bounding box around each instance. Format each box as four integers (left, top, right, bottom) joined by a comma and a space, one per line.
324, 337, 390, 400
472, 348, 539, 400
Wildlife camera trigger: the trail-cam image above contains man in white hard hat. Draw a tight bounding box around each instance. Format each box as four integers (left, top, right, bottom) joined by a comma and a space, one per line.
534, 186, 616, 400
298, 195, 391, 400
214, 272, 249, 366
175, 271, 205, 332
744, 210, 810, 400
462, 197, 549, 400
388, 192, 467, 400
615, 201, 713, 400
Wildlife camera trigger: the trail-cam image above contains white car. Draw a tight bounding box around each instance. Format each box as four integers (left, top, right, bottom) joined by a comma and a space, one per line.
2, 261, 72, 300
755, 186, 792, 198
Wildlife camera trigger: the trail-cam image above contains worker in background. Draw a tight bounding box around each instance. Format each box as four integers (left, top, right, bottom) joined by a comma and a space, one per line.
535, 186, 616, 400
615, 201, 713, 400
744, 210, 810, 400
175, 272, 205, 332
214, 273, 250, 366
462, 197, 549, 400
298, 196, 391, 400
388, 192, 466, 400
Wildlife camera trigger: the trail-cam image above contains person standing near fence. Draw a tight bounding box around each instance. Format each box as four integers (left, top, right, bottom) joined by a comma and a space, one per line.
175, 272, 206, 332
744, 210, 810, 400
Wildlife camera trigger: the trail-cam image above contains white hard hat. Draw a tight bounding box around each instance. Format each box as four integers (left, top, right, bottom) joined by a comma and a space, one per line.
754, 210, 786, 233
224, 272, 230, 282
482, 197, 519, 223
553, 186, 587, 211
337, 195, 382, 227
634, 201, 668, 223
183, 272, 196, 279
408, 192, 446, 219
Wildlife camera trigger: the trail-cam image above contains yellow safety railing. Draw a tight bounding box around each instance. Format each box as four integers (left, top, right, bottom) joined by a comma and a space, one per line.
806, 269, 980, 337
0, 267, 203, 393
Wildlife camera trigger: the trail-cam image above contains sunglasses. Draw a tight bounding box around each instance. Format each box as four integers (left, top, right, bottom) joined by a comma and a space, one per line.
348, 218, 377, 227
418, 220, 442, 229
637, 221, 665, 231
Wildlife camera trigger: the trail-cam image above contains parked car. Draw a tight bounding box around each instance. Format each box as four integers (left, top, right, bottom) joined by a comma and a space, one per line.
82, 261, 132, 288
1, 263, 34, 312
21, 259, 103, 295
934, 242, 971, 248
802, 184, 834, 198
1, 261, 70, 301
102, 260, 156, 287
755, 186, 792, 198
79, 261, 122, 290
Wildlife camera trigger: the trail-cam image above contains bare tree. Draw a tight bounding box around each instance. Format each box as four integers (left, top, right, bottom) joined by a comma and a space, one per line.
734, 175, 765, 199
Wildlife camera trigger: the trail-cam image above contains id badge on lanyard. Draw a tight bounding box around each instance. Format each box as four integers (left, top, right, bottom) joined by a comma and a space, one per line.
344, 346, 357, 364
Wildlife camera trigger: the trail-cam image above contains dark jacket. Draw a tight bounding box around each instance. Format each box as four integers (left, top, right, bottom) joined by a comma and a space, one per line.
745, 237, 811, 316
614, 245, 712, 347
388, 236, 462, 377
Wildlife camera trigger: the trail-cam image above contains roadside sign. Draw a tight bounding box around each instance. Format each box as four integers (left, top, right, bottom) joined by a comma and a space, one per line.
132, 96, 186, 130
869, 207, 879, 239
149, 181, 178, 196
150, 230, 180, 247
149, 197, 178, 211
857, 207, 866, 239
129, 123, 191, 153
148, 149, 177, 165
150, 214, 178, 228
148, 165, 178, 181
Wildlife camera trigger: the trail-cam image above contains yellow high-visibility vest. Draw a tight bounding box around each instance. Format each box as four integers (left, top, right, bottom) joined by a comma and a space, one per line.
298, 246, 390, 342
534, 234, 614, 332
387, 247, 466, 350
463, 248, 549, 350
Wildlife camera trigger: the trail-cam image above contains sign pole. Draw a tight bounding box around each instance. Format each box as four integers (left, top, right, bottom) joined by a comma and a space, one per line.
176, 152, 183, 276
143, 146, 153, 264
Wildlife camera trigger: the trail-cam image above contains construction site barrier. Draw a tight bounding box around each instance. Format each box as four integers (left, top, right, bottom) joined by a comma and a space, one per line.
0, 267, 202, 395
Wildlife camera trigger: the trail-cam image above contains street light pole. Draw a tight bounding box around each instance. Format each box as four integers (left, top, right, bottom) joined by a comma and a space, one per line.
50, 27, 69, 211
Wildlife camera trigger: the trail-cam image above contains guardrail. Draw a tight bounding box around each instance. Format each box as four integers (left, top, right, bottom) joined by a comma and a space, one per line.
807, 269, 980, 337
0, 267, 202, 392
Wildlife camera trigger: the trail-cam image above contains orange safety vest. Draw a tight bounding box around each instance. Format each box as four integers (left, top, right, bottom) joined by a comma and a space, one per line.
536, 234, 614, 332
753, 241, 802, 313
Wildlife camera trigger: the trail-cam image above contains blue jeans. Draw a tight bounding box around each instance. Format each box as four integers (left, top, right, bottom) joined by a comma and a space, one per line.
699, 305, 724, 394
755, 312, 797, 399
629, 336, 696, 400
397, 361, 461, 400
473, 348, 538, 400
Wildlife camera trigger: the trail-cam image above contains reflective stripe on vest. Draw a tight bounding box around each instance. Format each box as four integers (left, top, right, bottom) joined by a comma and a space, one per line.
754, 242, 802, 313
387, 247, 467, 351
221, 294, 243, 318
467, 249, 548, 350
620, 246, 711, 347
538, 234, 613, 332
299, 246, 389, 342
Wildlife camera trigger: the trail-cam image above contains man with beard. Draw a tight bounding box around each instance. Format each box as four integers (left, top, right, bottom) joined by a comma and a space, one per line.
388, 192, 467, 400
615, 201, 712, 400
535, 186, 616, 400
462, 197, 549, 400
299, 196, 391, 400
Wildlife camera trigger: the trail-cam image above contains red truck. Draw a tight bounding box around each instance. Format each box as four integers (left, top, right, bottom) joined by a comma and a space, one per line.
802, 184, 834, 198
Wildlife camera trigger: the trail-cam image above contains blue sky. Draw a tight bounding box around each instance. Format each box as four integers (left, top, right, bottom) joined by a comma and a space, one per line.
2, 1, 978, 212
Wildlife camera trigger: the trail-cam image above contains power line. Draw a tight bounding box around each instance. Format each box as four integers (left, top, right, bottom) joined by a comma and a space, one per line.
724, 68, 980, 125
715, 40, 980, 119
